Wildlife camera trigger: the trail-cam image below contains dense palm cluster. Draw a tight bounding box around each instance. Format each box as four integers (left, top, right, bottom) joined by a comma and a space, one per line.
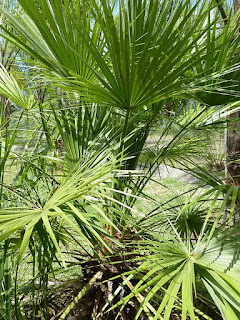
0, 0, 240, 319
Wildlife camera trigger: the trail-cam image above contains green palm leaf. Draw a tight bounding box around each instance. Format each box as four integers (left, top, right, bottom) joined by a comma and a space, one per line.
107, 229, 240, 320
1, 0, 238, 109
0, 151, 125, 264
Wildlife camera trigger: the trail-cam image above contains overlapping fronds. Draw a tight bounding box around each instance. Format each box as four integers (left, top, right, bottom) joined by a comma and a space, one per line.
0, 149, 127, 265
107, 229, 240, 320
2, 0, 239, 109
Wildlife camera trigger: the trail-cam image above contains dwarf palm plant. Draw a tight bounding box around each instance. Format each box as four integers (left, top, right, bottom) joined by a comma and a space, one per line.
0, 0, 240, 319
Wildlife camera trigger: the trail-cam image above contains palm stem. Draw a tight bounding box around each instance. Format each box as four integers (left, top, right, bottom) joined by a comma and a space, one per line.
121, 108, 131, 153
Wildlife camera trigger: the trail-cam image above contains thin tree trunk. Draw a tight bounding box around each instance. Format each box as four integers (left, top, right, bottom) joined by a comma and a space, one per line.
226, 0, 240, 188
234, 0, 240, 12
1, 94, 10, 131
225, 112, 240, 186
215, 0, 228, 25
0, 47, 20, 131
225, 0, 240, 224
215, 0, 240, 223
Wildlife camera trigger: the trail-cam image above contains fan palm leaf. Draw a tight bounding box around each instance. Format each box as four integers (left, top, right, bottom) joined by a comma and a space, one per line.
188, 7, 240, 105
107, 229, 240, 320
1, 0, 238, 110
0, 149, 126, 265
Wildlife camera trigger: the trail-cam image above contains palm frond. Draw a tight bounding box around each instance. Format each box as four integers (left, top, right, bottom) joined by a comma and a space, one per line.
107, 229, 240, 320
